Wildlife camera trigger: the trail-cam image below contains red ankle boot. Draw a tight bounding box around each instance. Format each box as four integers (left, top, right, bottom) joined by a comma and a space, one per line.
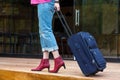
49, 56, 66, 73
31, 59, 50, 71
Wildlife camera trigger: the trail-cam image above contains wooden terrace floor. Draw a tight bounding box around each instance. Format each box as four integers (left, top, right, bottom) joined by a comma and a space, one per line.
0, 57, 120, 80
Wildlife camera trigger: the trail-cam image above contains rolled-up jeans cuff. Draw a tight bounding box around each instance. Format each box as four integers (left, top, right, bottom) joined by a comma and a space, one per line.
42, 46, 59, 52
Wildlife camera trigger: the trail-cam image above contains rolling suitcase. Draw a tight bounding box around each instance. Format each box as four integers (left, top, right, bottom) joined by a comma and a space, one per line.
56, 11, 106, 76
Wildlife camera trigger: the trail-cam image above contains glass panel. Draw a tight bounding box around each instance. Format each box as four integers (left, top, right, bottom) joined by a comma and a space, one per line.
82, 0, 119, 57
102, 0, 118, 34
82, 0, 118, 34
0, 0, 40, 54
99, 0, 119, 57
82, 0, 102, 34
95, 34, 118, 57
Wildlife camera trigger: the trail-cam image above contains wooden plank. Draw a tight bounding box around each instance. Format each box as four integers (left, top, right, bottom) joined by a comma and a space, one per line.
0, 69, 93, 80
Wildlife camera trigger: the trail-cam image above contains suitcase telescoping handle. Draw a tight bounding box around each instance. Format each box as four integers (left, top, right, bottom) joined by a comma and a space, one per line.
56, 10, 73, 37
56, 10, 76, 60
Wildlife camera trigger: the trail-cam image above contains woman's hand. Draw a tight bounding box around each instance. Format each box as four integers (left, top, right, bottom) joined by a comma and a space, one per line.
54, 2, 60, 11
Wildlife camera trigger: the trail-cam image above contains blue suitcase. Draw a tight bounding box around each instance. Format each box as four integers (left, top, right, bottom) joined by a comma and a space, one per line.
67, 32, 106, 76
56, 11, 106, 76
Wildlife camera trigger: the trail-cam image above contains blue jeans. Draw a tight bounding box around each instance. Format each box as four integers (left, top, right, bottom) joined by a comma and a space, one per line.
37, 0, 58, 52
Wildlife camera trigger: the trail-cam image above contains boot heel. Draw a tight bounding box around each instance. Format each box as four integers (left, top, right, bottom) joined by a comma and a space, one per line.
48, 66, 50, 71
63, 64, 66, 69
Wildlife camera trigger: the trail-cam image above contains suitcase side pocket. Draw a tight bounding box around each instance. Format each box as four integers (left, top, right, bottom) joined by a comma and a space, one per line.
90, 48, 106, 71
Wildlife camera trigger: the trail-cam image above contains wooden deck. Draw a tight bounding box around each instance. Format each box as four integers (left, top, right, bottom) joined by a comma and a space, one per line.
0, 57, 120, 80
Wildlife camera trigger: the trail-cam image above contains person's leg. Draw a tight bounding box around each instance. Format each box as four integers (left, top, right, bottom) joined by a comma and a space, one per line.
31, 3, 52, 71
32, 1, 65, 72
39, 1, 66, 73
43, 51, 49, 59
52, 50, 60, 58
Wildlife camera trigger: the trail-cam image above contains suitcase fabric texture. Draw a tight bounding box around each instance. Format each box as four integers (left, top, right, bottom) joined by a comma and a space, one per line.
56, 11, 106, 76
